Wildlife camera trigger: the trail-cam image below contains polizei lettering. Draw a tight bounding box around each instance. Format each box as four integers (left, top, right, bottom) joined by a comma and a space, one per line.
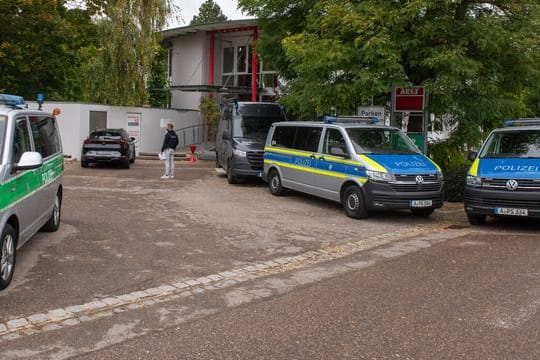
394, 161, 427, 167
494, 165, 540, 172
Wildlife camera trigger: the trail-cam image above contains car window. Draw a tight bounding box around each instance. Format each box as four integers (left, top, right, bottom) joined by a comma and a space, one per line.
90, 131, 122, 140
0, 115, 7, 162
322, 128, 348, 155
29, 115, 61, 158
480, 130, 540, 158
271, 126, 295, 148
13, 118, 32, 163
292, 127, 322, 152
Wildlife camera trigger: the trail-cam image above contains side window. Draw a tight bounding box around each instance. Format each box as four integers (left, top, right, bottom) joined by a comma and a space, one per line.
271, 126, 295, 148
13, 118, 32, 163
29, 116, 61, 158
292, 127, 322, 152
323, 129, 347, 155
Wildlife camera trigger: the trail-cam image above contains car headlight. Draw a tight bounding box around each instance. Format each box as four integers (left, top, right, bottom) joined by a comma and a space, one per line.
366, 170, 395, 182
233, 148, 247, 157
438, 172, 444, 181
466, 175, 482, 186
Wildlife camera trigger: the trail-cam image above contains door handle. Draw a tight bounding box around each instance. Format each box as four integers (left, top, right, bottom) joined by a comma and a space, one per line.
310, 154, 316, 159
319, 156, 325, 161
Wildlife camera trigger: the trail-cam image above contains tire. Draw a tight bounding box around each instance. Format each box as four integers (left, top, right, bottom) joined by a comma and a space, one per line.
42, 191, 62, 232
410, 208, 435, 217
342, 185, 368, 219
268, 169, 285, 196
467, 213, 486, 225
81, 161, 89, 168
0, 224, 17, 290
226, 166, 238, 184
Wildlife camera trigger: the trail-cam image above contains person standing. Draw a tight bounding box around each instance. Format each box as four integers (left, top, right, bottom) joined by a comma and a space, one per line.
161, 123, 179, 179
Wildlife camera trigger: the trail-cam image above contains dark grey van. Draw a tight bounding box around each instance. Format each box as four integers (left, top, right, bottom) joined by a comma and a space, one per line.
216, 101, 286, 183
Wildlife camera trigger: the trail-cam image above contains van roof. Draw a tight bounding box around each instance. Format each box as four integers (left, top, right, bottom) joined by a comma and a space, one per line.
273, 121, 396, 130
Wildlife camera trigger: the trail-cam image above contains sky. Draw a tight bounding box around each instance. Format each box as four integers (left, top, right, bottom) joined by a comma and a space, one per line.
170, 0, 250, 28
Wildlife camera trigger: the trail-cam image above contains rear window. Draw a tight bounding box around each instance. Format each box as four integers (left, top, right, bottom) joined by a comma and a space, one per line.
90, 130, 122, 140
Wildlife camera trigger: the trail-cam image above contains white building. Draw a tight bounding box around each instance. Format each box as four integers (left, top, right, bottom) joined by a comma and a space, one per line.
161, 19, 279, 109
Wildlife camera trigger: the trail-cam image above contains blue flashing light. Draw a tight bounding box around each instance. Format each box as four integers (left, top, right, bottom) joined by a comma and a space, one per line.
36, 92, 44, 104
323, 115, 379, 124
504, 118, 540, 127
0, 94, 25, 107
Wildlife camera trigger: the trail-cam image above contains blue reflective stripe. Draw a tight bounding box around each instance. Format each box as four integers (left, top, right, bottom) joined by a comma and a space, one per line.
264, 150, 367, 178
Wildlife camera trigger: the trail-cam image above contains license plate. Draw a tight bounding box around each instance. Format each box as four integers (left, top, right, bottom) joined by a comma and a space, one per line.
92, 151, 116, 156
410, 200, 432, 208
494, 207, 528, 216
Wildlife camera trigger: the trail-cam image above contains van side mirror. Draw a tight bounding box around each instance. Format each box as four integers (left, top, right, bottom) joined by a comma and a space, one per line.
222, 130, 231, 140
467, 151, 478, 161
330, 146, 349, 158
14, 151, 43, 172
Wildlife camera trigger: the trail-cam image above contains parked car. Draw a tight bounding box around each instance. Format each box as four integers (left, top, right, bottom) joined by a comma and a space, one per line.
216, 101, 287, 184
465, 118, 540, 225
263, 116, 444, 219
0, 94, 64, 290
81, 128, 135, 168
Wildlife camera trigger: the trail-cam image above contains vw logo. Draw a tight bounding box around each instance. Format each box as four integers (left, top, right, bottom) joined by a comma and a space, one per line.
415, 175, 424, 184
506, 179, 519, 191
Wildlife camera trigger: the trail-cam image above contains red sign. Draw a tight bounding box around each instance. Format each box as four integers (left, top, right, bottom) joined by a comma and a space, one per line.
394, 86, 424, 112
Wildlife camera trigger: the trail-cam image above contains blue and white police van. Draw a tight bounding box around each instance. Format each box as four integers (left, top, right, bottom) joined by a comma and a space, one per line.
262, 116, 444, 219
465, 118, 540, 225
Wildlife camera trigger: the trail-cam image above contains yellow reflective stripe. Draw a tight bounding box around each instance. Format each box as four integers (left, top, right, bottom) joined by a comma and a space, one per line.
426, 157, 442, 172
264, 159, 367, 184
469, 159, 479, 176
358, 155, 387, 173
265, 146, 363, 166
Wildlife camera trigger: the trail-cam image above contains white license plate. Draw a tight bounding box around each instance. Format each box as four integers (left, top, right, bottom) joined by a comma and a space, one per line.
494, 207, 528, 216
410, 200, 432, 208
91, 151, 117, 156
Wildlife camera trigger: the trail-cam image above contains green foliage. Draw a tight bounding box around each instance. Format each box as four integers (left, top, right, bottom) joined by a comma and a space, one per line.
0, 0, 97, 100
190, 0, 228, 25
427, 139, 469, 202
147, 46, 171, 108
239, 0, 540, 134
199, 96, 220, 141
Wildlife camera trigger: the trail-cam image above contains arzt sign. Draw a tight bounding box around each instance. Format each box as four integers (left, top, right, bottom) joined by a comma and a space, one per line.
394, 86, 424, 112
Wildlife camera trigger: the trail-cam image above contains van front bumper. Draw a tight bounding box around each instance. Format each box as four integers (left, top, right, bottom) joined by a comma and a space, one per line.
464, 186, 540, 217
362, 181, 444, 211
229, 153, 264, 178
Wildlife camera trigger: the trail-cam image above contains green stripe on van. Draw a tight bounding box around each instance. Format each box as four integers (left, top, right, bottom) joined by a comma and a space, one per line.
0, 154, 63, 211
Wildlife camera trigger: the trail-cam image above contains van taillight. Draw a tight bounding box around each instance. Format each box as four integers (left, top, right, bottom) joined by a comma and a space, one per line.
83, 139, 91, 144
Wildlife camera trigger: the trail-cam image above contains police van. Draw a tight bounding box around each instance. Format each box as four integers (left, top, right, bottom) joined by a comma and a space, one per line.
262, 116, 444, 219
465, 118, 540, 225
0, 94, 63, 290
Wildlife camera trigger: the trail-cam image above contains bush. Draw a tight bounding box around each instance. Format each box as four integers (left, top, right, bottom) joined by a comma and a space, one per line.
427, 140, 470, 202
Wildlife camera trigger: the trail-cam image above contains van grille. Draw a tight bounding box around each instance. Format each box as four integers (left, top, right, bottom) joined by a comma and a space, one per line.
247, 151, 264, 169
464, 195, 540, 210
482, 178, 540, 191
390, 174, 442, 192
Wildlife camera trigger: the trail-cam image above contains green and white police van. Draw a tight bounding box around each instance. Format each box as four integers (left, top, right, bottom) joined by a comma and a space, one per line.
262, 116, 444, 219
0, 94, 63, 290
465, 118, 540, 225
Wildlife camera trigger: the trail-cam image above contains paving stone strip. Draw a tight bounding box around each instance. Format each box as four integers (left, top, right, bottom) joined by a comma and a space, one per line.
0, 222, 464, 343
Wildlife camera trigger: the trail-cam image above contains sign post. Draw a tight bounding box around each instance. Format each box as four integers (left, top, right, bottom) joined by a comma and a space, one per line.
393, 86, 427, 152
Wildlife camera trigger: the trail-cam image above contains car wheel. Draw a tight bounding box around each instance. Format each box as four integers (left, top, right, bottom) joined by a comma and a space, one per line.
342, 185, 368, 219
467, 213, 486, 225
81, 161, 89, 168
268, 169, 285, 196
0, 224, 16, 290
226, 165, 238, 184
42, 191, 62, 232
410, 208, 435, 217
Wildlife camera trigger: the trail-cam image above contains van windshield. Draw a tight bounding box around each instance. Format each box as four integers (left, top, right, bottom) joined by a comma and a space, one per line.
232, 104, 285, 141
0, 116, 6, 161
480, 130, 540, 158
346, 127, 420, 155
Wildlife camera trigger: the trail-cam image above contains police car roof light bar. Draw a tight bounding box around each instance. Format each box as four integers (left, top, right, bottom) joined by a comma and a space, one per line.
504, 118, 540, 127
323, 115, 379, 124
0, 94, 25, 107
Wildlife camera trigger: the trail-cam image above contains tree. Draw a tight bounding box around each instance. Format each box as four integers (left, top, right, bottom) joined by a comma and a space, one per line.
239, 1, 540, 146
0, 0, 97, 100
190, 0, 228, 26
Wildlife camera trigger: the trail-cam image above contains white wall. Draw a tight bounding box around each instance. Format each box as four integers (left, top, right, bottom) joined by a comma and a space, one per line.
28, 102, 202, 159
170, 32, 206, 109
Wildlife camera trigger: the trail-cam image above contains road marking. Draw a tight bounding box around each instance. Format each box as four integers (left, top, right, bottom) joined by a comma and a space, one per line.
0, 222, 469, 343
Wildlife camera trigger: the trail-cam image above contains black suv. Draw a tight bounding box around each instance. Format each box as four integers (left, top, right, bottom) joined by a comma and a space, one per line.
81, 128, 136, 168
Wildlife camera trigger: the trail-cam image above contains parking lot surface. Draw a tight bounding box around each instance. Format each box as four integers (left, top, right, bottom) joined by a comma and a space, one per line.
1, 159, 539, 359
